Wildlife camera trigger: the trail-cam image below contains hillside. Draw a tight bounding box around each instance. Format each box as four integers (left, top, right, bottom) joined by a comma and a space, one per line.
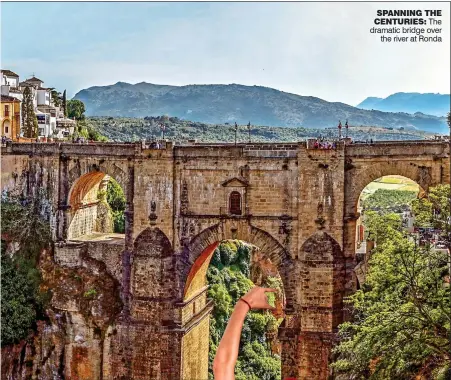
85, 116, 436, 143
357, 92, 450, 118
73, 83, 448, 134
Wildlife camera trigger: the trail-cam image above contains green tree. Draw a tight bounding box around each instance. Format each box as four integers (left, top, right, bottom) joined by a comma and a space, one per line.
67, 99, 86, 121
1, 190, 52, 346
106, 178, 126, 233
48, 88, 61, 107
62, 89, 67, 117
21, 86, 38, 138
411, 185, 451, 242
362, 189, 418, 213
364, 211, 403, 244
332, 185, 451, 379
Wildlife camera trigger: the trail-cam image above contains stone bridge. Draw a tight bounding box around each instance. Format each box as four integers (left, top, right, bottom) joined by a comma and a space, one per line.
1, 140, 449, 379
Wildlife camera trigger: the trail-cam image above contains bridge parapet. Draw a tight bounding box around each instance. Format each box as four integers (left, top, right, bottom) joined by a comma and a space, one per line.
346, 141, 449, 157
3, 142, 141, 157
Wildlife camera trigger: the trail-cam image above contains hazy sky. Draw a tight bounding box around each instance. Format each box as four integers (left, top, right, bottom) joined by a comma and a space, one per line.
1, 2, 449, 105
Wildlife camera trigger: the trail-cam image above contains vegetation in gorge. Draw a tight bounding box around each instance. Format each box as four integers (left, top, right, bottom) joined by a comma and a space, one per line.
207, 240, 283, 380
97, 177, 126, 233
83, 115, 434, 143
362, 189, 418, 213
332, 185, 451, 379
1, 190, 52, 346
106, 177, 126, 233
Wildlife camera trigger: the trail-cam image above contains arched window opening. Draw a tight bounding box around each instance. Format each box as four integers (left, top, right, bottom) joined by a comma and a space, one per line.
229, 191, 242, 215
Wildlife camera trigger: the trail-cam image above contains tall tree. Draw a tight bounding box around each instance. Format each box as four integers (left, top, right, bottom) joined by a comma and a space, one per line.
332, 185, 451, 379
48, 88, 61, 107
21, 86, 38, 138
67, 99, 85, 120
62, 90, 67, 117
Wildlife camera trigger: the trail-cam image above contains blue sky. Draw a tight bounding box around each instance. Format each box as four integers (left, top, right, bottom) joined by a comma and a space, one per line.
1, 2, 449, 105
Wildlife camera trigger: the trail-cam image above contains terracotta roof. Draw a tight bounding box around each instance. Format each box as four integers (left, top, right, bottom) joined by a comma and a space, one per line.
1, 95, 20, 102
19, 82, 35, 87
1, 69, 19, 78
25, 76, 43, 83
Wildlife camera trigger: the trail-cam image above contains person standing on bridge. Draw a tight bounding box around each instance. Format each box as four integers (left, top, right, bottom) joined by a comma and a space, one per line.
213, 286, 276, 380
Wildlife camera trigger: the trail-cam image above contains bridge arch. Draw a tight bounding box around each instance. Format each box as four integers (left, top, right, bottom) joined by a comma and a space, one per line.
66, 167, 127, 240
346, 161, 435, 217
67, 161, 129, 200
182, 219, 294, 305
179, 219, 294, 380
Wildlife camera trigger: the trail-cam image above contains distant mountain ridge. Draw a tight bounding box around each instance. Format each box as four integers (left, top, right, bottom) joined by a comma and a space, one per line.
357, 92, 450, 117
73, 82, 448, 133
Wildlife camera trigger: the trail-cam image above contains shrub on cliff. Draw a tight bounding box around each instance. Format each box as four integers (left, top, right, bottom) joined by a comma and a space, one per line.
1, 191, 52, 346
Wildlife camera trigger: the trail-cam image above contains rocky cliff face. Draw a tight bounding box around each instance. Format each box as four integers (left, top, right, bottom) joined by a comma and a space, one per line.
1, 247, 122, 380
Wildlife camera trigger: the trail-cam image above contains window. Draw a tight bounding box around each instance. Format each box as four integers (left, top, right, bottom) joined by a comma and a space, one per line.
4, 105, 9, 117
229, 191, 242, 215
5, 126, 8, 133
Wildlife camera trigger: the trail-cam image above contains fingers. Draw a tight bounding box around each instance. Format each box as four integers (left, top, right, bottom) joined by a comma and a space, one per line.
263, 288, 277, 293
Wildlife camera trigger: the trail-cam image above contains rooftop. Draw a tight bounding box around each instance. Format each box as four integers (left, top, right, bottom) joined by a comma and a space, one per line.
1, 69, 19, 78
1, 95, 20, 102
25, 76, 43, 83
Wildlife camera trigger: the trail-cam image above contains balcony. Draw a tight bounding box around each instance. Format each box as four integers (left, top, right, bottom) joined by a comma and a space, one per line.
56, 119, 76, 128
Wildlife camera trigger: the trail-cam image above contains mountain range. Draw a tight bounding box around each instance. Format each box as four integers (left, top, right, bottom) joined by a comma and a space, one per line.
73, 83, 449, 133
356, 93, 450, 117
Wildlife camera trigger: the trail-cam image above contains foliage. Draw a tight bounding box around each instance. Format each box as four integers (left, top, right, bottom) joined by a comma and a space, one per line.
207, 240, 281, 380
21, 86, 38, 138
83, 288, 97, 299
1, 191, 52, 346
62, 90, 67, 117
106, 177, 126, 233
76, 119, 108, 142
67, 99, 86, 121
48, 88, 62, 107
83, 116, 434, 144
332, 185, 451, 379
362, 189, 418, 213
363, 211, 403, 244
411, 184, 451, 242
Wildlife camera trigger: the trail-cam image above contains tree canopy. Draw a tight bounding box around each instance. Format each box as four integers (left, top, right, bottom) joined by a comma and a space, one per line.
67, 99, 86, 120
362, 189, 418, 213
333, 185, 451, 379
1, 190, 52, 346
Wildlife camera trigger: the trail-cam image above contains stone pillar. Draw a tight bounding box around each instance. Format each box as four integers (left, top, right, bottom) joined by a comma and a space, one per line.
279, 314, 301, 380
122, 163, 135, 316
296, 141, 346, 379
57, 154, 70, 241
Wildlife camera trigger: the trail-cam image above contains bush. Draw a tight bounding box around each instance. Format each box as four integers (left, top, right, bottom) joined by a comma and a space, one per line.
1, 191, 51, 346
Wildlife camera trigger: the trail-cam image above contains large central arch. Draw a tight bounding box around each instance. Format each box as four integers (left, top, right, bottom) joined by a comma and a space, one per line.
179, 219, 295, 380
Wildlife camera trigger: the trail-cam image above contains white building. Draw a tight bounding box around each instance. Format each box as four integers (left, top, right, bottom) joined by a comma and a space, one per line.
2, 71, 75, 139
1, 69, 20, 88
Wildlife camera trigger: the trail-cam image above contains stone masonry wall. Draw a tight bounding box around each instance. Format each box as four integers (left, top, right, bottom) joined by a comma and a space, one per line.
1, 141, 449, 380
